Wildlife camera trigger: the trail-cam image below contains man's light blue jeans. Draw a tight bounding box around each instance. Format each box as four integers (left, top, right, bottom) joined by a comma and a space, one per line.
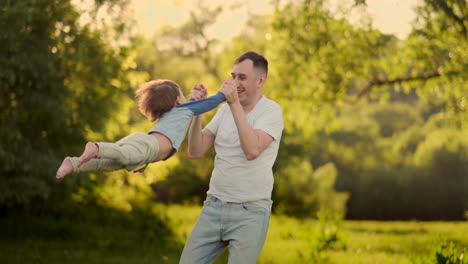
180, 195, 271, 264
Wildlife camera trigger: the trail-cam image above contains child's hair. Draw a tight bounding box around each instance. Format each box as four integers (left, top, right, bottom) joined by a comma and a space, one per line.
136, 79, 182, 122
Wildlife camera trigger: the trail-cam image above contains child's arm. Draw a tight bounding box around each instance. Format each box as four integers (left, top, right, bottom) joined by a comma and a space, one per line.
178, 92, 226, 115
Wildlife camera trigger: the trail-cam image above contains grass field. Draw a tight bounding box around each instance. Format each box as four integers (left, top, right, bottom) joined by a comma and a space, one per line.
1, 204, 467, 264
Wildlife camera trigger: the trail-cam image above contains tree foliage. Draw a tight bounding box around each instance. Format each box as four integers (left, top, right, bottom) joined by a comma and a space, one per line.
316, 99, 468, 220
0, 0, 135, 204
261, 0, 467, 219
2, 0, 466, 220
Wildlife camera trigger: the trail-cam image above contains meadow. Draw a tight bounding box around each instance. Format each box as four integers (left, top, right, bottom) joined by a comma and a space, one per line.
1, 204, 467, 264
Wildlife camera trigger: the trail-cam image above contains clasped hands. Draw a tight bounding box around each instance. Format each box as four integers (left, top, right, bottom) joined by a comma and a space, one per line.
190, 81, 239, 105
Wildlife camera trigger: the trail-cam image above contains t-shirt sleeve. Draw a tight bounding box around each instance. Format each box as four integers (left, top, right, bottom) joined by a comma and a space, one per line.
254, 103, 284, 141
180, 92, 226, 115
205, 103, 227, 136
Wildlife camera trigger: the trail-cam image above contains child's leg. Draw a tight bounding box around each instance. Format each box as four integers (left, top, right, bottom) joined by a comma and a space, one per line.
77, 142, 99, 168
56, 156, 127, 179
76, 157, 125, 172
96, 133, 160, 169
56, 133, 159, 179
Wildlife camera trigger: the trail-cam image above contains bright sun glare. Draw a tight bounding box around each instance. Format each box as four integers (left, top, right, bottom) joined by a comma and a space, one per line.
130, 0, 419, 40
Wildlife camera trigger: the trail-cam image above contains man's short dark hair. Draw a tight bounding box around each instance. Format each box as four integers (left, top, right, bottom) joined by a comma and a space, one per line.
235, 51, 268, 75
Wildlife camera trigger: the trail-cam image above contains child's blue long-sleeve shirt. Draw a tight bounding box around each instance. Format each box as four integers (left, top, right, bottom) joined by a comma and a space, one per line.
148, 92, 226, 160
181, 92, 226, 115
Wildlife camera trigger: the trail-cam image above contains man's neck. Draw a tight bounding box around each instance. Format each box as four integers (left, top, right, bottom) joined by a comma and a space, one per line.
242, 94, 263, 113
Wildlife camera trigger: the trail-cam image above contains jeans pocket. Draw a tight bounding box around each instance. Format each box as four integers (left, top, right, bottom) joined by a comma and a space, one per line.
242, 203, 265, 215
203, 199, 212, 207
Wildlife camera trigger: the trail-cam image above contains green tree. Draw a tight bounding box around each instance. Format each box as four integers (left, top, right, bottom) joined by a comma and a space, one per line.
269, 0, 467, 126
275, 160, 348, 218
264, 0, 467, 219
0, 0, 136, 205
354, 0, 467, 125
311, 99, 468, 220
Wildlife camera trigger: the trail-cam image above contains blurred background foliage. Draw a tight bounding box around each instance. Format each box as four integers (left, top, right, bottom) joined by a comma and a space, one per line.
0, 0, 466, 222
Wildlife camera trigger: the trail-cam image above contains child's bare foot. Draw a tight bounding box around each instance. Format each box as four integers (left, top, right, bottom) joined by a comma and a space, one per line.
77, 142, 99, 168
56, 157, 74, 179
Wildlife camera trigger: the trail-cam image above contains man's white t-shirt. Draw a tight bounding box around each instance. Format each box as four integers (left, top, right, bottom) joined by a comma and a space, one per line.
206, 95, 284, 208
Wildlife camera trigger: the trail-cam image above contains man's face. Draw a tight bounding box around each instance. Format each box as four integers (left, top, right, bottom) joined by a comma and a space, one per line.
231, 59, 262, 106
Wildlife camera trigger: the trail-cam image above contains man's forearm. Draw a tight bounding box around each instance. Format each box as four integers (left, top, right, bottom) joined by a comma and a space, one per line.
188, 115, 204, 158
229, 103, 261, 160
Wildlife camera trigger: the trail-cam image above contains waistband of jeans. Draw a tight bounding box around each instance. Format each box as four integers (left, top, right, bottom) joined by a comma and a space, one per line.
207, 195, 272, 211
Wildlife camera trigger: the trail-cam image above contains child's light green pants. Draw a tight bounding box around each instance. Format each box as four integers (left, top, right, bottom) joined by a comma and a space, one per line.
69, 132, 160, 173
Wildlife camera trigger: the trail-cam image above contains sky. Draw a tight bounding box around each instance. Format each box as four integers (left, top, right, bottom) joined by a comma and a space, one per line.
130, 0, 420, 39
361, 0, 419, 38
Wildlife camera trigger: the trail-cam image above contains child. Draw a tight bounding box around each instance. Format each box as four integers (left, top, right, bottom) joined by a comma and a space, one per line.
56, 79, 225, 179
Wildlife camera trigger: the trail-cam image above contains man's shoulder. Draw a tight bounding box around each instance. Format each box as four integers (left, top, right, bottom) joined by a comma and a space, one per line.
258, 96, 282, 112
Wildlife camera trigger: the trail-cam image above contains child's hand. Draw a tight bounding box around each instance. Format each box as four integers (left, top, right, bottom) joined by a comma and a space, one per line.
190, 84, 207, 101
219, 80, 239, 104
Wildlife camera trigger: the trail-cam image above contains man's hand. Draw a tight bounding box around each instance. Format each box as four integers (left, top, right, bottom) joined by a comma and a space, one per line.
190, 84, 208, 101
219, 80, 239, 105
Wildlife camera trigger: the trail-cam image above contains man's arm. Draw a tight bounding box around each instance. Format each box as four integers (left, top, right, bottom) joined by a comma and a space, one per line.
229, 103, 273, 160
187, 116, 215, 159
187, 84, 216, 159
221, 81, 274, 160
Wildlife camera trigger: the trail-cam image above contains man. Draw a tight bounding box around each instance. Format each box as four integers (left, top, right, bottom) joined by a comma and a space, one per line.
180, 51, 284, 263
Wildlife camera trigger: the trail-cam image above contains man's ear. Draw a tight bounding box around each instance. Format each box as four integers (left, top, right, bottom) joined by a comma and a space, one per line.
257, 73, 267, 87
